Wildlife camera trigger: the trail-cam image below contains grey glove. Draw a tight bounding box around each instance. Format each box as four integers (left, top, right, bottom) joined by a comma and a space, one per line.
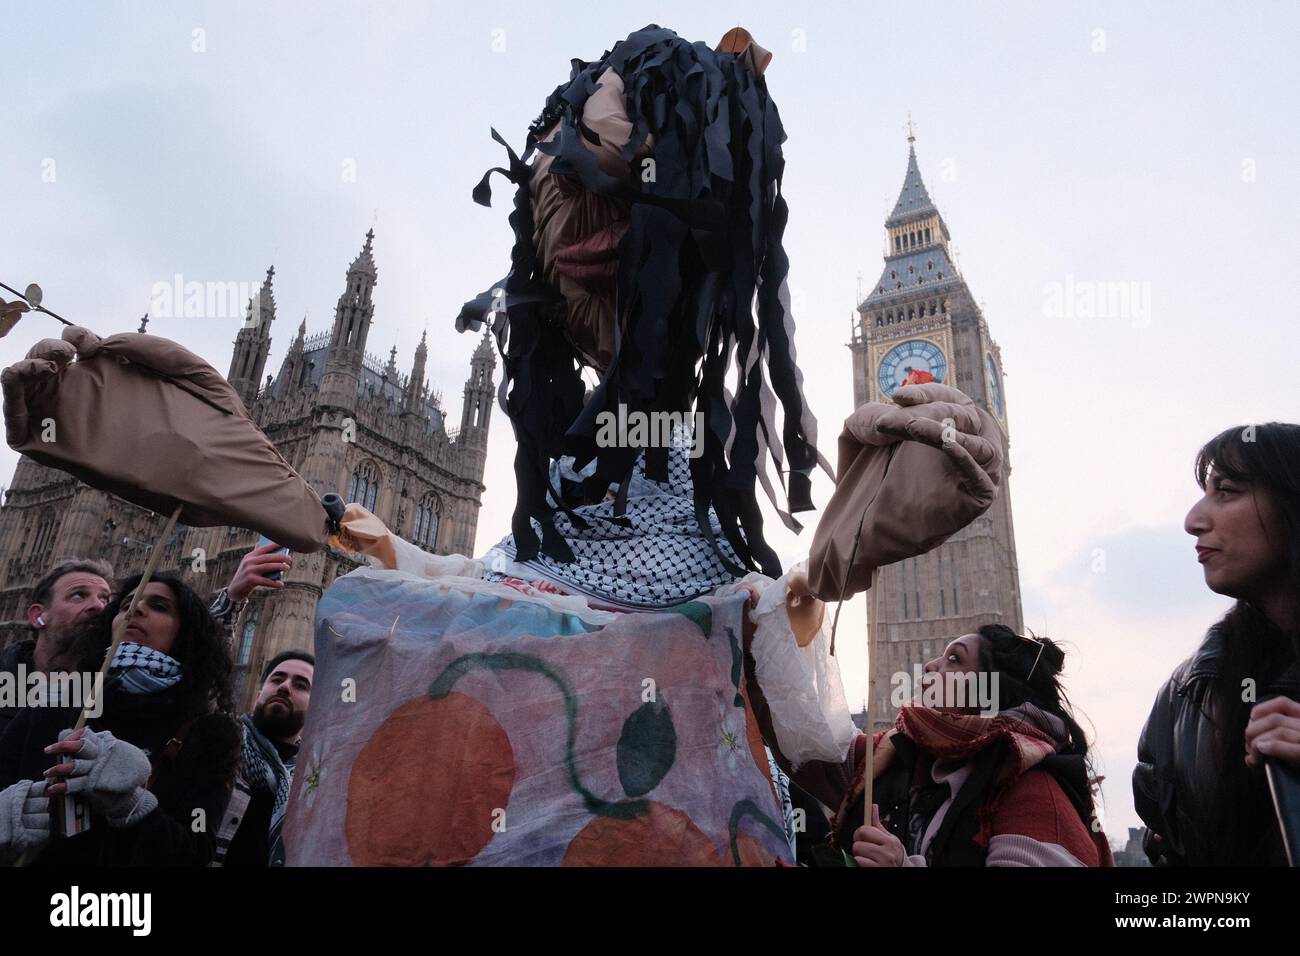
0, 778, 51, 853
55, 728, 159, 828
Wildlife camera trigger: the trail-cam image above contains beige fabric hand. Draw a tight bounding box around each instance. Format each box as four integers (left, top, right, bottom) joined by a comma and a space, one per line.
808, 382, 1006, 601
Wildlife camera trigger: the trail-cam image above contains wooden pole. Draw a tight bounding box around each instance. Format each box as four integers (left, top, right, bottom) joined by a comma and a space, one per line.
74, 503, 183, 731
864, 565, 880, 828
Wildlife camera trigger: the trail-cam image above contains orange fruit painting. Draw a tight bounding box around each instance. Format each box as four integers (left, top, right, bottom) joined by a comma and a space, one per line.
346, 692, 515, 866
562, 802, 720, 867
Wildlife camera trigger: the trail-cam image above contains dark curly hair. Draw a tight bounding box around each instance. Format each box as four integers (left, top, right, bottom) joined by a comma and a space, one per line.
74, 572, 233, 718
976, 624, 1091, 763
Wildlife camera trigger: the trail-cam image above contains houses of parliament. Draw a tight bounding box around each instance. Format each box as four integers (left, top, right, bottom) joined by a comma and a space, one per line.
0, 230, 496, 708
850, 133, 1025, 730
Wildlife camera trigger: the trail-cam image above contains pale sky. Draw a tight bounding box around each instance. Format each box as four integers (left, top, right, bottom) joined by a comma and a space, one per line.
2, 1, 1297, 840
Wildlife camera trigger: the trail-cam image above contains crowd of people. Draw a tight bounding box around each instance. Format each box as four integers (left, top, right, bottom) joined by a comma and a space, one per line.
0, 422, 1296, 867
0, 544, 312, 866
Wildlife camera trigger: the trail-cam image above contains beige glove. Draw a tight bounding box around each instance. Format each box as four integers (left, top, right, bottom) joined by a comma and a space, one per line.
808, 382, 1004, 601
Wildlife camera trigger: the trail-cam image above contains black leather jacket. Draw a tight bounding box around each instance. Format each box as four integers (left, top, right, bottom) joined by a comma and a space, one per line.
1134, 625, 1298, 866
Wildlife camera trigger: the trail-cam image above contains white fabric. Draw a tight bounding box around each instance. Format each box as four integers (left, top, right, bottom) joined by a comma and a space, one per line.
986, 833, 1088, 867
381, 541, 485, 580
360, 568, 622, 628
917, 759, 972, 859
725, 561, 857, 767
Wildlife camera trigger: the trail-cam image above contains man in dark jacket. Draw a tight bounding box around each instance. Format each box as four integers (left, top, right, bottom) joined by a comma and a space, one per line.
0, 560, 112, 737
0, 561, 111, 738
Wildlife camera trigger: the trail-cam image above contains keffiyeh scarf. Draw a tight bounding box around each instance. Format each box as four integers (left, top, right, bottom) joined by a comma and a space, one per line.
483, 441, 746, 609
107, 641, 183, 695
238, 714, 293, 862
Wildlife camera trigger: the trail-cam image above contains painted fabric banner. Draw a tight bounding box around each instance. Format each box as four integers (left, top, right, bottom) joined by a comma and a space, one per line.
283, 567, 794, 866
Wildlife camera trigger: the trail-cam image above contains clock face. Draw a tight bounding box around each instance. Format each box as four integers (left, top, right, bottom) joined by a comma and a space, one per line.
986, 353, 1004, 418
877, 339, 948, 397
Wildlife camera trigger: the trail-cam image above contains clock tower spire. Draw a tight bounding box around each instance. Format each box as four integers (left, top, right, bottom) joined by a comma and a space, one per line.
849, 129, 1024, 731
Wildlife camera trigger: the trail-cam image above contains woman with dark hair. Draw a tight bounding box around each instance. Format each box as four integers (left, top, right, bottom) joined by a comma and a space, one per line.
743, 618, 1110, 866
0, 572, 239, 865
1134, 422, 1300, 866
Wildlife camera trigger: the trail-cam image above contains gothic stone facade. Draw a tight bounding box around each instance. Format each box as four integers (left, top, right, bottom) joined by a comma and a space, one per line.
0, 230, 496, 709
849, 137, 1024, 731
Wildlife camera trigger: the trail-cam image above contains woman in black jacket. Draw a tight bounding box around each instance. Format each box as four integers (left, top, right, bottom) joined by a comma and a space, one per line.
0, 572, 239, 865
1134, 422, 1300, 865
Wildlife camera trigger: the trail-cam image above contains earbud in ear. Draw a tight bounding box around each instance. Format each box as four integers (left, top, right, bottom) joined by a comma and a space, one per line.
35, 615, 46, 627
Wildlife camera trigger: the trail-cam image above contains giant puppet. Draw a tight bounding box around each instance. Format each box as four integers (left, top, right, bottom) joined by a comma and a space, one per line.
1, 26, 1006, 866
274, 26, 1006, 867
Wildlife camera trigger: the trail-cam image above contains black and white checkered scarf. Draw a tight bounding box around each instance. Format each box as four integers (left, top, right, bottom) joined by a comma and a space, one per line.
107, 641, 183, 695
238, 714, 292, 859
483, 442, 746, 609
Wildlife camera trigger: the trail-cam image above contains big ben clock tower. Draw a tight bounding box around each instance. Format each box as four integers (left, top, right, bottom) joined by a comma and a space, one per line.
849, 129, 1025, 731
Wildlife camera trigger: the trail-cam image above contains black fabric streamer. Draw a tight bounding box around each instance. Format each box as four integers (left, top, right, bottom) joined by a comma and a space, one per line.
456, 24, 831, 577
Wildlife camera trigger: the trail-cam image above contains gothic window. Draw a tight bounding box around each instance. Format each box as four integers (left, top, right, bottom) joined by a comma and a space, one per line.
925, 227, 932, 243
941, 299, 948, 313
890, 270, 897, 280
950, 557, 959, 615
901, 559, 908, 619
908, 265, 914, 274
908, 307, 915, 321
412, 494, 441, 551
31, 510, 56, 555
913, 558, 921, 619
348, 460, 380, 511
232, 609, 258, 704
927, 260, 934, 271
238, 611, 257, 666
939, 559, 947, 616
876, 315, 883, 328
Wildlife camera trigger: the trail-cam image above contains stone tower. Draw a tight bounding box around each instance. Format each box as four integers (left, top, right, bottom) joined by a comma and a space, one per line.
849, 131, 1024, 731
318, 229, 377, 408
299, 230, 376, 495
227, 266, 276, 409
442, 328, 496, 554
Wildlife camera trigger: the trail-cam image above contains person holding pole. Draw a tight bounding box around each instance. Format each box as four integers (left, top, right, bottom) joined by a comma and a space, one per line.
0, 572, 239, 865
1134, 422, 1300, 866
744, 613, 1107, 866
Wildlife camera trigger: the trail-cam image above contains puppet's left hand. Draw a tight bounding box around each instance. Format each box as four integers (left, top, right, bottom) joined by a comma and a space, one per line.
846, 381, 1003, 507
